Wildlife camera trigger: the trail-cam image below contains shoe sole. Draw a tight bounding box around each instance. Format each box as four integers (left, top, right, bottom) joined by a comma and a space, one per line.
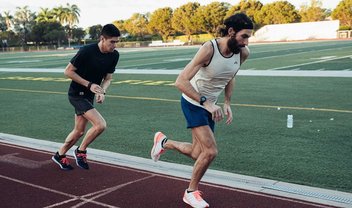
183, 197, 206, 208
51, 156, 72, 170
183, 197, 209, 208
151, 132, 164, 162
183, 192, 209, 208
182, 197, 192, 207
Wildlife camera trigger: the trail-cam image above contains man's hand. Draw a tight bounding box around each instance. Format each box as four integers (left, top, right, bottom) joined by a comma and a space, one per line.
223, 103, 233, 125
204, 102, 224, 122
89, 83, 105, 94
96, 93, 105, 104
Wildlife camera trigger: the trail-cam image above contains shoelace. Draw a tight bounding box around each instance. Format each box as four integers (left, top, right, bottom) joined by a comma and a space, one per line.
60, 157, 70, 165
192, 190, 204, 201
76, 153, 87, 162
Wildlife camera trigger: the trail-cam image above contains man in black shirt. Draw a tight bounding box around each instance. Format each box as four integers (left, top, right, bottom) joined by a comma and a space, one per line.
52, 24, 121, 170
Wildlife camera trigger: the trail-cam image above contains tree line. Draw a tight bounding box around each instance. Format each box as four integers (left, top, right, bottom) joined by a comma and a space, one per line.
0, 0, 351, 48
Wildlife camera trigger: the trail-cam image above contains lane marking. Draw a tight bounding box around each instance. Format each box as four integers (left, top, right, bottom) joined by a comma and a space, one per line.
0, 173, 123, 208
0, 174, 78, 198
0, 153, 51, 169
72, 175, 155, 208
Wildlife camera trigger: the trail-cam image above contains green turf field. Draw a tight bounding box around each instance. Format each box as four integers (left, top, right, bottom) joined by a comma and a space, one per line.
1, 39, 352, 70
0, 40, 351, 193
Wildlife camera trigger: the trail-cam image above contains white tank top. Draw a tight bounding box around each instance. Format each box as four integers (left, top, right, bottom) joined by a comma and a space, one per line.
183, 39, 241, 107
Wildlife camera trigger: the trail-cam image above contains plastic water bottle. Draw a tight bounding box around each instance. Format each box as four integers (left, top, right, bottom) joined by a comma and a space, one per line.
287, 115, 293, 128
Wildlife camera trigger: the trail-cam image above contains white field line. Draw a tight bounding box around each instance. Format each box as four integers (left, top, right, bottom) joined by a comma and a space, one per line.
268, 55, 352, 70
251, 44, 352, 60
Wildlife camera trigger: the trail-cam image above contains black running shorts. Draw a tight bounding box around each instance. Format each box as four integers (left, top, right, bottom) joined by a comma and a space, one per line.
68, 95, 94, 115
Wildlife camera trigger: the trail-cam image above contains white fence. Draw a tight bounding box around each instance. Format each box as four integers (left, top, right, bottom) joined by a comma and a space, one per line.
251, 20, 340, 42
148, 40, 185, 47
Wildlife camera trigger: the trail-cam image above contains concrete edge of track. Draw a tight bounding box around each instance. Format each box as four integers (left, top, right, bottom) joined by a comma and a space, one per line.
0, 132, 351, 207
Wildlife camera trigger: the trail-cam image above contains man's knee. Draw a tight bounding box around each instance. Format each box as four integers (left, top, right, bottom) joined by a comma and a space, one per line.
205, 147, 218, 161
191, 151, 200, 160
74, 130, 85, 138
193, 146, 218, 161
95, 121, 107, 133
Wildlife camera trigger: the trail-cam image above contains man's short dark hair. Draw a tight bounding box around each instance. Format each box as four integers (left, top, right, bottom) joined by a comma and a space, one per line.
101, 24, 121, 38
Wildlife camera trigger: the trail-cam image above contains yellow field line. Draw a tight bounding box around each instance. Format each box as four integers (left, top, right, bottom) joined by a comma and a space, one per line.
1, 87, 351, 113
0, 88, 66, 95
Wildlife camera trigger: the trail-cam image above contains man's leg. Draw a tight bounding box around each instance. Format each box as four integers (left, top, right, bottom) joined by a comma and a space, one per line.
188, 125, 217, 191
58, 114, 88, 155
181, 125, 215, 208
78, 108, 106, 151
53, 114, 88, 170
164, 134, 201, 160
72, 108, 106, 170
163, 125, 217, 190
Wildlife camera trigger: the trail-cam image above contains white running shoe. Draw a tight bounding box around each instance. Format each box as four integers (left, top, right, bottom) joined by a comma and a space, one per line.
183, 190, 209, 208
150, 132, 167, 162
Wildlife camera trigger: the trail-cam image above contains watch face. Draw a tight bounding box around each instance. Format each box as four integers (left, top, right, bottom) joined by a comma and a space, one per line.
200, 96, 206, 105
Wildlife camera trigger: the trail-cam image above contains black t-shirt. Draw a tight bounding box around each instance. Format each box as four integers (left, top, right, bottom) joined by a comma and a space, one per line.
68, 43, 119, 99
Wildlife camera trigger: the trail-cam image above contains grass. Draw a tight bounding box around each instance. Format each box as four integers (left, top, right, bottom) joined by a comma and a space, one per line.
0, 72, 351, 193
1, 39, 352, 70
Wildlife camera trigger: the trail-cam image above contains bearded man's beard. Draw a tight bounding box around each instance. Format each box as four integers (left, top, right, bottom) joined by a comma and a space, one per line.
227, 36, 245, 54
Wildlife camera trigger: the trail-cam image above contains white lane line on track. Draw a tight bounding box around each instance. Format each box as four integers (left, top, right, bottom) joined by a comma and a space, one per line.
0, 173, 122, 208
0, 174, 77, 198
71, 175, 155, 208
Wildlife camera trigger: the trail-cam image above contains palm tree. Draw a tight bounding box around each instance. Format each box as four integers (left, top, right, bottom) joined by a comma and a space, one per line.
65, 3, 80, 47
36, 8, 55, 23
66, 3, 80, 28
14, 6, 35, 48
3, 11, 14, 31
52, 5, 68, 25
52, 4, 80, 47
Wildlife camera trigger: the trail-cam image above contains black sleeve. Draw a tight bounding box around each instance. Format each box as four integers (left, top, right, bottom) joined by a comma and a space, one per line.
70, 47, 87, 69
108, 51, 119, 73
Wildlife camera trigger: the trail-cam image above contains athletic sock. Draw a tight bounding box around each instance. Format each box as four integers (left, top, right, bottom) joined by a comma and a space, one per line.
161, 138, 168, 148
56, 152, 65, 158
187, 189, 195, 193
77, 148, 87, 154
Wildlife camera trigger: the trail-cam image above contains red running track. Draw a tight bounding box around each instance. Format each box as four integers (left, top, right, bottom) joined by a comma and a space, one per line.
0, 142, 337, 208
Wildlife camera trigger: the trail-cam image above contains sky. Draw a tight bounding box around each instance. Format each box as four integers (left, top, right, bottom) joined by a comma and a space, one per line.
1, 0, 341, 29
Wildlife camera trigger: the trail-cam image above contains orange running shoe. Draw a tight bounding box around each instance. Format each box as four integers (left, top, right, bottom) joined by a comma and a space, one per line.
183, 190, 209, 208
150, 132, 167, 162
52, 152, 73, 170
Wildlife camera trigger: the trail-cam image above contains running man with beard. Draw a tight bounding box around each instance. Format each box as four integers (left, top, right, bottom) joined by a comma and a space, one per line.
151, 13, 253, 208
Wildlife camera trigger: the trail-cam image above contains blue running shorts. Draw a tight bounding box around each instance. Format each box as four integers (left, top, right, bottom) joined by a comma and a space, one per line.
181, 96, 215, 132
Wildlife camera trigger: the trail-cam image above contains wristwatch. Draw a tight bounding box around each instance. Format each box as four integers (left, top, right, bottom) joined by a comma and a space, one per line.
199, 96, 207, 105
